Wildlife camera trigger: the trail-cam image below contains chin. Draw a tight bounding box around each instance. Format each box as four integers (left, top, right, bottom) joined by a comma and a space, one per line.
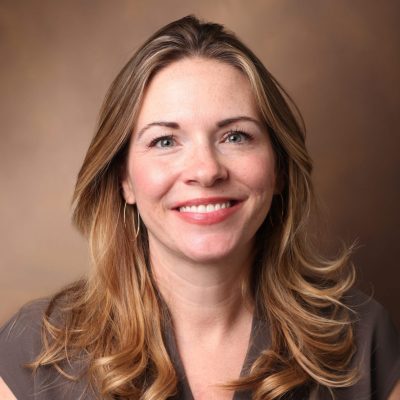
179, 240, 245, 264
183, 253, 236, 265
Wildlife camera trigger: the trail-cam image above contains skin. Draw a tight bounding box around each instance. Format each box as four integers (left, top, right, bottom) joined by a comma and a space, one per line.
1, 59, 398, 400
0, 378, 16, 400
389, 381, 400, 400
122, 57, 278, 399
121, 56, 400, 400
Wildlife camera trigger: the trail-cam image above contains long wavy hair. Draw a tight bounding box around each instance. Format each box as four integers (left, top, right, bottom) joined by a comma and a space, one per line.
31, 15, 357, 399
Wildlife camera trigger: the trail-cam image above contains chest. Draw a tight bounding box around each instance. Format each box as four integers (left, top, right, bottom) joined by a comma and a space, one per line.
180, 345, 247, 400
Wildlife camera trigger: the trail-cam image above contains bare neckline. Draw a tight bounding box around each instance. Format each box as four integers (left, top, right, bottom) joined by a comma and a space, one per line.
163, 312, 270, 399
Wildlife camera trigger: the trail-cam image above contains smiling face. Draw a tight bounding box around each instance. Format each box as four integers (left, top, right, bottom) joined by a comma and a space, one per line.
122, 57, 278, 265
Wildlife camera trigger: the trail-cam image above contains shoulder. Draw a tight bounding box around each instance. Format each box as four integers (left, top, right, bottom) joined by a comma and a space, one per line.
343, 288, 388, 319
0, 298, 50, 339
0, 298, 94, 399
312, 289, 400, 399
341, 288, 400, 399
0, 298, 50, 399
0, 298, 50, 358
344, 288, 399, 347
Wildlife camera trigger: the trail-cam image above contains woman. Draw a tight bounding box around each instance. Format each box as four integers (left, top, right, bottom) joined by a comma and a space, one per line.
0, 15, 399, 400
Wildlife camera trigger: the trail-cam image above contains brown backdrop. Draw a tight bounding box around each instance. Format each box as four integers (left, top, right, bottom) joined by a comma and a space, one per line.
1, 0, 399, 328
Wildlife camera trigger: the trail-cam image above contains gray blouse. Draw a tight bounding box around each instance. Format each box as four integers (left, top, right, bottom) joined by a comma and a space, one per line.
0, 290, 399, 399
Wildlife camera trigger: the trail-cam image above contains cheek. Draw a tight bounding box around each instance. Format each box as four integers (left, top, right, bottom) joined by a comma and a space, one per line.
238, 154, 276, 194
130, 158, 175, 203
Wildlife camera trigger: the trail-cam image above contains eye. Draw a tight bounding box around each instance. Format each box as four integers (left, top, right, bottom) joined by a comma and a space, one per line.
149, 135, 176, 148
224, 130, 252, 144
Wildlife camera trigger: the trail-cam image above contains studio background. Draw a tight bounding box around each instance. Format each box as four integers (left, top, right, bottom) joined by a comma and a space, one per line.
1, 0, 399, 328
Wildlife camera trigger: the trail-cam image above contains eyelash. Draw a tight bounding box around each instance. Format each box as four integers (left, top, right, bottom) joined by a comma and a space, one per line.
148, 135, 176, 148
223, 129, 253, 144
147, 129, 253, 148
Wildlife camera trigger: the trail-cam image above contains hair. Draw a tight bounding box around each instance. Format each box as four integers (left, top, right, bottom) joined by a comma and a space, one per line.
30, 15, 358, 399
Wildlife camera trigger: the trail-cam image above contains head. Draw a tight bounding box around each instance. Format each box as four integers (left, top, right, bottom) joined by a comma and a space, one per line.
55, 17, 356, 399
73, 15, 313, 277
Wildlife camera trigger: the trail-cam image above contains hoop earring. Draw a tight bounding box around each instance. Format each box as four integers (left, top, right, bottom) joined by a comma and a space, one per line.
134, 206, 140, 239
123, 201, 140, 239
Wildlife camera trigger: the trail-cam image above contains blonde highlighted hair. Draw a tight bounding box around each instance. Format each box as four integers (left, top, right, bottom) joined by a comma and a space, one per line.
31, 15, 357, 399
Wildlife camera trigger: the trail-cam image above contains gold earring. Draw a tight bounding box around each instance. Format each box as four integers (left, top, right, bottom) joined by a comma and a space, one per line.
134, 206, 140, 239
123, 201, 127, 227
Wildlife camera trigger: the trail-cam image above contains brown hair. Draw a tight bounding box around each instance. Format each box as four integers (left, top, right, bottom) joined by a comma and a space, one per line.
31, 15, 357, 399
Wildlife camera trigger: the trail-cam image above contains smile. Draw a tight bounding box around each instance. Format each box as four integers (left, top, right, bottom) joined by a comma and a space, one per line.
178, 201, 231, 213
172, 198, 242, 225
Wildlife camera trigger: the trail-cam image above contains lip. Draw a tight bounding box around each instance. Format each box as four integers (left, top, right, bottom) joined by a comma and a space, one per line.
171, 197, 244, 225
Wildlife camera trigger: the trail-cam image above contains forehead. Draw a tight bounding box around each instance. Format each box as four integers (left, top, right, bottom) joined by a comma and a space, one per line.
135, 57, 260, 128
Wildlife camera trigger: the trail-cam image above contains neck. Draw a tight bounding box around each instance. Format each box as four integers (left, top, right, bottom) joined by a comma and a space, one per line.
150, 242, 254, 337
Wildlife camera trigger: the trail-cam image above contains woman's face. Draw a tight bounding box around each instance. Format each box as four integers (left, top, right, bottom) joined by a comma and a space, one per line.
122, 57, 278, 264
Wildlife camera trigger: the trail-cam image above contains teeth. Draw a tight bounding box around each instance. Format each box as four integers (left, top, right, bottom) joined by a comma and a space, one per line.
179, 201, 231, 213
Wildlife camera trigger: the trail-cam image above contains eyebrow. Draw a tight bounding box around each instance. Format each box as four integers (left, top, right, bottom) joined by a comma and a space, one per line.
135, 116, 262, 140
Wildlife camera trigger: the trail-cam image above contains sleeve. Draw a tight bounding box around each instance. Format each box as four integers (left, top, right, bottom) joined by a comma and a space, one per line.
369, 304, 400, 399
0, 300, 96, 400
350, 292, 400, 400
0, 300, 48, 400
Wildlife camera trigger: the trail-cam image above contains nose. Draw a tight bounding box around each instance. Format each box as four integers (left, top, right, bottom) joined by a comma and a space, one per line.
183, 144, 228, 187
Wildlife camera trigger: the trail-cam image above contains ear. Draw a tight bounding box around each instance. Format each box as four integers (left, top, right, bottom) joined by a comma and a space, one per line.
120, 166, 136, 204
121, 177, 136, 204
